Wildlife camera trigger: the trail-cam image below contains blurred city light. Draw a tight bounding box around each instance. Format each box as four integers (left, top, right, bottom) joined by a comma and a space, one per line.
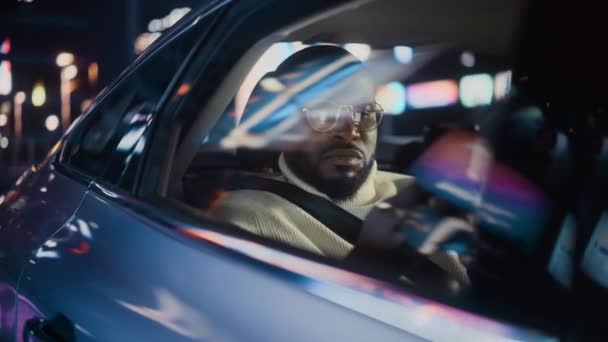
148, 19, 163, 32
176, 83, 191, 96
407, 80, 459, 109
0, 137, 8, 149
31, 81, 46, 107
460, 51, 476, 68
0, 114, 7, 127
1, 101, 10, 114
88, 62, 99, 85
0, 38, 10, 55
344, 43, 372, 61
494, 70, 512, 100
56, 52, 75, 67
460, 73, 494, 108
393, 46, 413, 64
61, 65, 78, 80
14, 91, 25, 140
137, 7, 191, 54
376, 82, 406, 115
45, 115, 59, 131
15, 91, 26, 104
81, 99, 92, 113
134, 32, 161, 55
0, 61, 12, 95
60, 65, 77, 132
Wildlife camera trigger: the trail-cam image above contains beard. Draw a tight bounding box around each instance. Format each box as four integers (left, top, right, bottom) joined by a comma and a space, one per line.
284, 151, 375, 200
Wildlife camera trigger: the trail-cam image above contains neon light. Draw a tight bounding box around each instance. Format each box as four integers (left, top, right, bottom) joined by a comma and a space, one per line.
0, 61, 12, 95
376, 82, 406, 115
460, 74, 493, 108
407, 80, 459, 109
494, 70, 512, 100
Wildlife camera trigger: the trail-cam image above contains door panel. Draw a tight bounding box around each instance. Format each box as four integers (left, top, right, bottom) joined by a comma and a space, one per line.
16, 189, 424, 342
0, 160, 88, 341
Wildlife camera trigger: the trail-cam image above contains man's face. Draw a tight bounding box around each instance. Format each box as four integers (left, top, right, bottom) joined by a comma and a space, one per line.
285, 101, 378, 200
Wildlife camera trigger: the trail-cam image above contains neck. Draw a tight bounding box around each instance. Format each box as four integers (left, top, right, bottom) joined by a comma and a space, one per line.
279, 154, 378, 205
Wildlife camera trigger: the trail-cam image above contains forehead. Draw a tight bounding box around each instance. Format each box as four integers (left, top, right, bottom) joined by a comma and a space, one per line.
307, 75, 376, 107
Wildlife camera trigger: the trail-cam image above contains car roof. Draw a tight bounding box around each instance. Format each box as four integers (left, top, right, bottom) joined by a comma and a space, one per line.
289, 0, 525, 56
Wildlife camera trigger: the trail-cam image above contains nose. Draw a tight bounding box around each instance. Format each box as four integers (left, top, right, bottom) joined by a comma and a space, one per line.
333, 116, 361, 141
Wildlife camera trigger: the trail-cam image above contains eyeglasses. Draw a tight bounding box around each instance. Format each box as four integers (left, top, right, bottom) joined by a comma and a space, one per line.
302, 102, 384, 133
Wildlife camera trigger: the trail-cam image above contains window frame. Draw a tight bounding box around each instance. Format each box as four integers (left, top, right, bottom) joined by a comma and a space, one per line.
137, 0, 357, 199
55, 0, 231, 194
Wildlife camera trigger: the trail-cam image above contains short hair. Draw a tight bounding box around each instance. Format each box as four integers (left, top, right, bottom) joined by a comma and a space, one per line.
274, 45, 375, 104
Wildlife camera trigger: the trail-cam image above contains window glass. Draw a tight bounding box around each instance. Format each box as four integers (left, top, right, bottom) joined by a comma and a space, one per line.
169, 1, 577, 339
60, 12, 216, 190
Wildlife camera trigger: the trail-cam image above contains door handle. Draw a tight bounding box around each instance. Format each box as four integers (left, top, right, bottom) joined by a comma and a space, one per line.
23, 314, 75, 342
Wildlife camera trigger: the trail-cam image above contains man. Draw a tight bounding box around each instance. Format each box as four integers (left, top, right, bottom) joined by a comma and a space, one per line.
211, 46, 469, 284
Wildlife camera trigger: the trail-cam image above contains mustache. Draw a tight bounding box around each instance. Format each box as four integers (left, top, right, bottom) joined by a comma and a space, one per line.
320, 142, 366, 157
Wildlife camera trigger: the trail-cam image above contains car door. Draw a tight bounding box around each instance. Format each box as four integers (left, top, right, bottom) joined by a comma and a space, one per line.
0, 142, 90, 341
13, 2, 230, 341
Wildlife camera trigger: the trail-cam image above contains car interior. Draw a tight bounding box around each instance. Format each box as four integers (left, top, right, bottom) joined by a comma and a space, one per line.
146, 0, 575, 334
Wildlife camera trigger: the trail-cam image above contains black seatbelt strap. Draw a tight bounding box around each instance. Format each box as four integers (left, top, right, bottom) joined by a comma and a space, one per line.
224, 175, 363, 244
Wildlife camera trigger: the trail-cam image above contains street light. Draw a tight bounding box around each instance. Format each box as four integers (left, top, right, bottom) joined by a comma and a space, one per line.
56, 52, 75, 67
60, 65, 78, 132
45, 114, 59, 131
14, 91, 26, 140
32, 81, 46, 107
88, 62, 98, 86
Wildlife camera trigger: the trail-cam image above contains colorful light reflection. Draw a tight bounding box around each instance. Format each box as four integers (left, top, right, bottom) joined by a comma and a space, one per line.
410, 130, 549, 253
406, 80, 459, 109
460, 73, 494, 108
0, 61, 12, 96
494, 70, 512, 100
376, 82, 406, 115
178, 228, 556, 341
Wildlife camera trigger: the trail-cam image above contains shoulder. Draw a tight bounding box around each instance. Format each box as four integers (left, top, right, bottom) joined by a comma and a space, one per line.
210, 189, 290, 234
376, 170, 415, 189
212, 189, 288, 212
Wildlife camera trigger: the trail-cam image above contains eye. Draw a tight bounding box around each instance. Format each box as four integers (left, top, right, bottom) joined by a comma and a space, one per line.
303, 103, 338, 132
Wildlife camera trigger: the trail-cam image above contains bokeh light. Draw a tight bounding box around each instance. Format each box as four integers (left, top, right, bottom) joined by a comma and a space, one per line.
460, 51, 475, 68
31, 82, 46, 107
407, 80, 459, 109
61, 65, 78, 80
15, 91, 26, 104
394, 46, 413, 64
56, 52, 74, 67
494, 70, 512, 100
0, 38, 10, 55
376, 82, 406, 115
0, 61, 12, 95
88, 62, 99, 85
460, 73, 494, 108
45, 115, 59, 131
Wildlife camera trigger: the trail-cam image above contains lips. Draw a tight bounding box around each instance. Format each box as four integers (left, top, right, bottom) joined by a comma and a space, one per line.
322, 148, 364, 166
322, 148, 363, 159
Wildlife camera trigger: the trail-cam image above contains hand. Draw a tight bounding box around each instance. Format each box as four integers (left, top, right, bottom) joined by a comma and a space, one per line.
360, 185, 477, 256
357, 202, 407, 250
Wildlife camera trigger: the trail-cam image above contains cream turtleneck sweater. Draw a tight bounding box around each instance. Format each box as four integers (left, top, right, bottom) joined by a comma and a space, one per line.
211, 155, 468, 283
211, 154, 413, 259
